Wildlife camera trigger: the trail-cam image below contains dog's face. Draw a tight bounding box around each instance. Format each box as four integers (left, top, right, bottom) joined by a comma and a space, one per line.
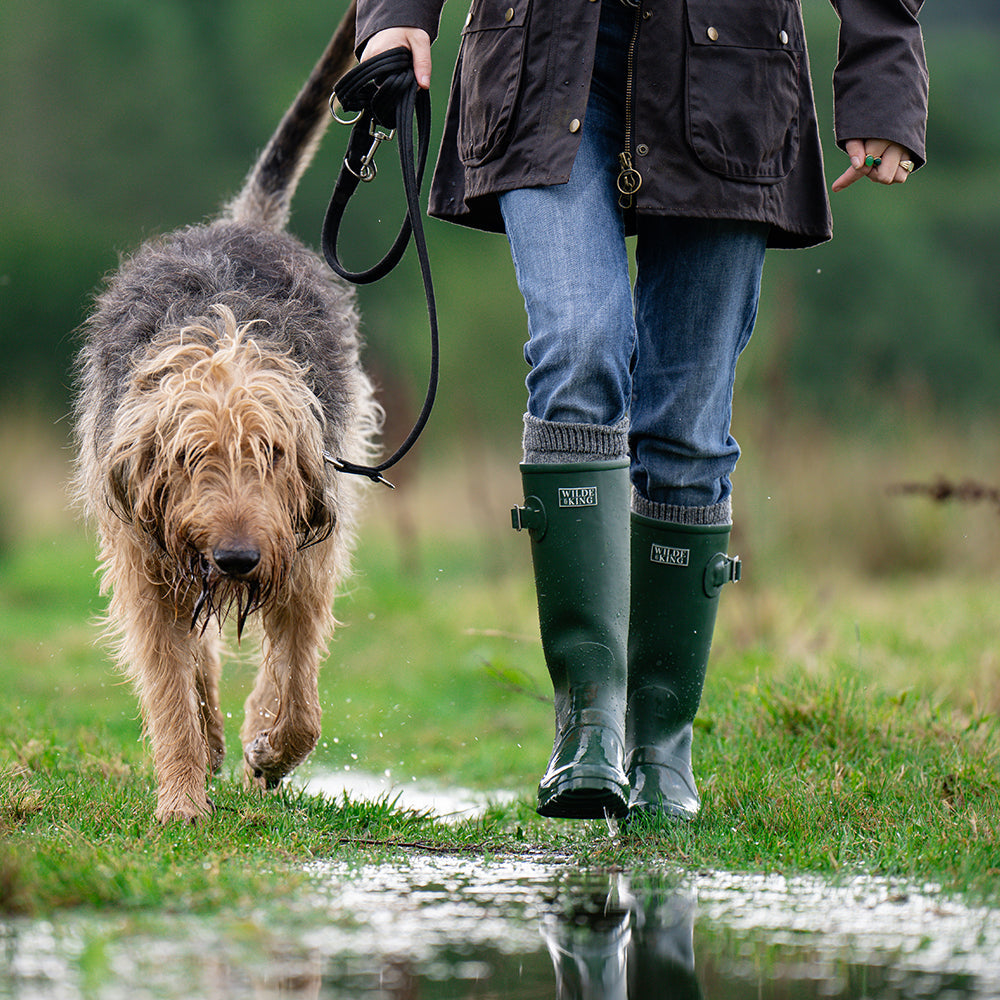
105, 311, 335, 633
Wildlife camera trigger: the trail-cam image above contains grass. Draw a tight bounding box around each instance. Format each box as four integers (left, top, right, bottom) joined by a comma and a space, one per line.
2, 416, 1000, 915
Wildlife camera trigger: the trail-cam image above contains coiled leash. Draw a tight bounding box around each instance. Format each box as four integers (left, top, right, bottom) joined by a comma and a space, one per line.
321, 48, 436, 488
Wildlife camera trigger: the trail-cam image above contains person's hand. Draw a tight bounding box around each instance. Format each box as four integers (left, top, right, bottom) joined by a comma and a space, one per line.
832, 139, 915, 192
360, 27, 432, 89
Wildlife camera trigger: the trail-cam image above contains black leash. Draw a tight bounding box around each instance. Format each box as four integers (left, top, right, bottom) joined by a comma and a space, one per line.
321, 48, 437, 488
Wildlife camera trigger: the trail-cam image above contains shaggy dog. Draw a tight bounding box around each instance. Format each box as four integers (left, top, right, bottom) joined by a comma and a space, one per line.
73, 5, 381, 823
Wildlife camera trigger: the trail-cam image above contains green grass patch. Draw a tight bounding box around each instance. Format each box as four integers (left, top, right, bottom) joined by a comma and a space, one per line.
2, 512, 1000, 915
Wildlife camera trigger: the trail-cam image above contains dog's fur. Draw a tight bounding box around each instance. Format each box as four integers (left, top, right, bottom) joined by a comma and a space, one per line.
72, 3, 380, 823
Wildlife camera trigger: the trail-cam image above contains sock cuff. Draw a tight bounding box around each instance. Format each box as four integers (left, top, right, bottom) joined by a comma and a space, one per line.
631, 488, 732, 526
522, 414, 629, 464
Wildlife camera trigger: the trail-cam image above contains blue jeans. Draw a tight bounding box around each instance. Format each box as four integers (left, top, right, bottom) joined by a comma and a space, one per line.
499, 0, 768, 513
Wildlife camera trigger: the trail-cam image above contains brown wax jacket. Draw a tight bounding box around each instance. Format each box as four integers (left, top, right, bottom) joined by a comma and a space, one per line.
356, 0, 928, 248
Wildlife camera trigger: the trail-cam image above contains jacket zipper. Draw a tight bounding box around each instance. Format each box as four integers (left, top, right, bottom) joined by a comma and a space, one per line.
616, 0, 643, 209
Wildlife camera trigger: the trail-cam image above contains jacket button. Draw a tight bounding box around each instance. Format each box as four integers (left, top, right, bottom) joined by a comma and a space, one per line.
504, 7, 514, 22
569, 118, 581, 133
636, 143, 649, 156
779, 29, 789, 44
707, 26, 719, 41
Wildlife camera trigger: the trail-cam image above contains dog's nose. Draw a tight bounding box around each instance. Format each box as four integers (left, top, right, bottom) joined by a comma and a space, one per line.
213, 546, 261, 577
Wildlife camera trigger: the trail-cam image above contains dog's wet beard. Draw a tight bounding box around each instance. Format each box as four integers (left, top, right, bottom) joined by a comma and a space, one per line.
187, 555, 268, 641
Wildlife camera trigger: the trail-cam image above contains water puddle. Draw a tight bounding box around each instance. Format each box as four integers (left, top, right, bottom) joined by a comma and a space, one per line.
2, 854, 997, 998
299, 767, 518, 821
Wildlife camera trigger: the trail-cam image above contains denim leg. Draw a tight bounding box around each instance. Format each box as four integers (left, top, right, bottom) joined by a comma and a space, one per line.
499, 0, 766, 507
630, 217, 768, 520
499, 154, 633, 432
498, 1, 634, 438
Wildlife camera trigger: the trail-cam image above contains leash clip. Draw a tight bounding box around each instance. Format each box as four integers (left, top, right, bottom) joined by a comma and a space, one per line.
345, 121, 397, 183
323, 452, 396, 489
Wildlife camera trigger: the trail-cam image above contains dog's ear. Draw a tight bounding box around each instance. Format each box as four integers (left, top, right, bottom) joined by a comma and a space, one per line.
105, 442, 163, 542
295, 454, 336, 549
106, 455, 135, 524
308, 490, 336, 544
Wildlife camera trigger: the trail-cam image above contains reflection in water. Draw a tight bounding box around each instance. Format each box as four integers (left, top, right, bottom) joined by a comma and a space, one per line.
540, 871, 989, 1000
542, 878, 701, 1000
1, 859, 998, 998
542, 877, 633, 999
627, 887, 701, 1000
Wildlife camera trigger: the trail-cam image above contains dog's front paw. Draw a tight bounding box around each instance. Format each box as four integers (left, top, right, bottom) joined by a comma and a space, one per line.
155, 790, 214, 824
243, 721, 320, 790
243, 731, 285, 790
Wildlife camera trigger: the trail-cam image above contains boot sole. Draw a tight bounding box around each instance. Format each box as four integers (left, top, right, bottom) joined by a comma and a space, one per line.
537, 775, 629, 820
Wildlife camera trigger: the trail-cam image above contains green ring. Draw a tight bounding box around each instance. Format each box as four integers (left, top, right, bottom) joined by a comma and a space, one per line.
864, 154, 875, 168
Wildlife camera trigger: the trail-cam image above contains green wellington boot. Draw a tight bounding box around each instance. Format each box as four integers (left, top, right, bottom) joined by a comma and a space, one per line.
512, 460, 630, 819
625, 515, 741, 822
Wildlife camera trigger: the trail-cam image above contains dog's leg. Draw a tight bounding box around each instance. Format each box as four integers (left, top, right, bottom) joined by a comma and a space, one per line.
241, 613, 324, 788
141, 624, 214, 823
241, 548, 337, 789
110, 557, 214, 822
195, 634, 226, 775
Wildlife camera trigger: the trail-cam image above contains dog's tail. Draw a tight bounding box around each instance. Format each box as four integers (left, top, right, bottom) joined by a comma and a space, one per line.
224, 1, 357, 231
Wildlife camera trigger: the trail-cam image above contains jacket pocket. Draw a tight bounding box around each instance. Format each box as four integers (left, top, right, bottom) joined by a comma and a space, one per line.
457, 0, 531, 167
684, 0, 802, 182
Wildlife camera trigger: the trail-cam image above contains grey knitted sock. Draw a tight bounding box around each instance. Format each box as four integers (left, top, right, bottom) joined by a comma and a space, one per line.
631, 488, 732, 527
522, 413, 629, 464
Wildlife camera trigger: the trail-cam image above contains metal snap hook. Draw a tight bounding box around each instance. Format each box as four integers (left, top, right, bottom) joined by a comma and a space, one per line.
342, 121, 397, 183
360, 122, 396, 182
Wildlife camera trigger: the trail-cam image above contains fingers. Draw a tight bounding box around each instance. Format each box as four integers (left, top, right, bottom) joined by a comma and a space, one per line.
893, 154, 916, 183
870, 144, 910, 184
360, 27, 433, 88
832, 139, 913, 193
831, 140, 866, 192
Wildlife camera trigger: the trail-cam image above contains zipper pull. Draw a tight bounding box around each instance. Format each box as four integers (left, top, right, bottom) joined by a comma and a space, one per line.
616, 151, 643, 209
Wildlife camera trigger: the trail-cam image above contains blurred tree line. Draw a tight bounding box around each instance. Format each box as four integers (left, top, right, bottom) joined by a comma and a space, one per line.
1, 0, 997, 457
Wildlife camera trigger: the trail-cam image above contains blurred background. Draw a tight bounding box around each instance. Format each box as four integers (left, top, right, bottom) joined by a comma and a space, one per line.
1, 0, 998, 581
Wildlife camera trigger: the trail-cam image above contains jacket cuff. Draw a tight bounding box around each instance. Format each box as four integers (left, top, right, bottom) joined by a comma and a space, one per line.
831, 0, 929, 167
356, 0, 445, 59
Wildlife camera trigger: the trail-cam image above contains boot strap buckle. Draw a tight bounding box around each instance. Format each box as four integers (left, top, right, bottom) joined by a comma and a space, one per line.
704, 553, 741, 597
510, 496, 547, 539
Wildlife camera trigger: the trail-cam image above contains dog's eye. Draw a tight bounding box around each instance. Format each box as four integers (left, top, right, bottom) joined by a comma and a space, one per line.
268, 444, 285, 468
